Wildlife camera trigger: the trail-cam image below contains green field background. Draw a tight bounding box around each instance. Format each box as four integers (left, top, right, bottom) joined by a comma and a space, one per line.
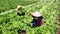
0, 0, 60, 34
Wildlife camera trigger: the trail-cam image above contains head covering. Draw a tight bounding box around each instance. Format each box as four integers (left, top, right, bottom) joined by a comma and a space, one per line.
16, 5, 22, 10
31, 11, 42, 17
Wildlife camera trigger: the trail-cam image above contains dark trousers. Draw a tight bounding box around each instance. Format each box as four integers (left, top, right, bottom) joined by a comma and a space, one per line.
32, 19, 38, 28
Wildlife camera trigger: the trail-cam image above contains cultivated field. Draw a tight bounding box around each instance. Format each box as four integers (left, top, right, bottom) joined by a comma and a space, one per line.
0, 0, 60, 34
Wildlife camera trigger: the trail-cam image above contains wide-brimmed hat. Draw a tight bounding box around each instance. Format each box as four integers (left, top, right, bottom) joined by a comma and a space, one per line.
31, 11, 42, 17
16, 5, 22, 10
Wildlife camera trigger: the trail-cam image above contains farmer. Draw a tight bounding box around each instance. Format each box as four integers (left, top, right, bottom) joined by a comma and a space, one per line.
30, 11, 44, 28
16, 5, 25, 16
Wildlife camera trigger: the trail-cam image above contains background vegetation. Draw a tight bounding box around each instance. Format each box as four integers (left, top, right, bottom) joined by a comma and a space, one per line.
0, 0, 60, 34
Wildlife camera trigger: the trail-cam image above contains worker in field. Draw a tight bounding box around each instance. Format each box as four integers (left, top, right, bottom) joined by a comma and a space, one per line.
16, 5, 25, 16
30, 11, 44, 28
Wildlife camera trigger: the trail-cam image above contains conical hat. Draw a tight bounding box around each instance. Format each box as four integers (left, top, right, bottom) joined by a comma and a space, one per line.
16, 5, 22, 10
31, 11, 42, 17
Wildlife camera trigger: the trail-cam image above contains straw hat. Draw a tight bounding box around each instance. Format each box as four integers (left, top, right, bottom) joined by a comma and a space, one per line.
31, 11, 42, 17
16, 5, 22, 10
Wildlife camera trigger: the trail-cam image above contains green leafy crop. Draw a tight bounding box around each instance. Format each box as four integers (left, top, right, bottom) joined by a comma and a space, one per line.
0, 0, 60, 34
